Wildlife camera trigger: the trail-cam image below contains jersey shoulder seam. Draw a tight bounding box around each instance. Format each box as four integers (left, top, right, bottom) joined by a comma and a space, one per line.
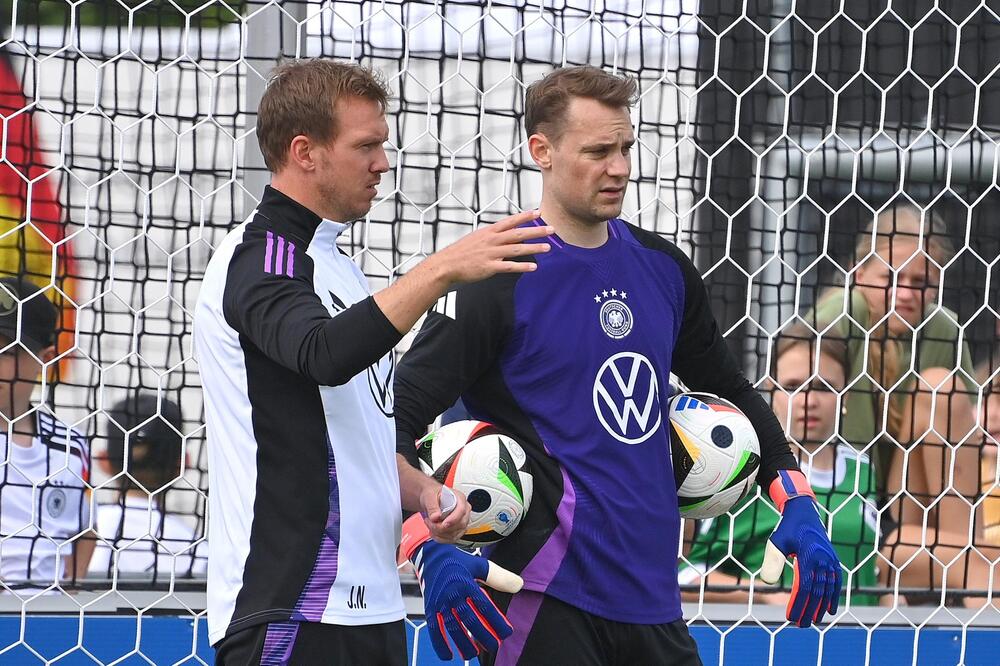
619, 220, 686, 258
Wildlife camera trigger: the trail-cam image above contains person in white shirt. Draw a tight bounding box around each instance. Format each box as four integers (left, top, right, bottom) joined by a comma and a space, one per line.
88, 393, 207, 581
0, 275, 90, 594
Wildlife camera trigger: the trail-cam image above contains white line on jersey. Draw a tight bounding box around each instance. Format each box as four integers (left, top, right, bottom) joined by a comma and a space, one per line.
433, 291, 456, 320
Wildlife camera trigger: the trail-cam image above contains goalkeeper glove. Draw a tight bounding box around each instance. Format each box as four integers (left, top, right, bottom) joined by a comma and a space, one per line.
400, 514, 523, 661
760, 469, 843, 628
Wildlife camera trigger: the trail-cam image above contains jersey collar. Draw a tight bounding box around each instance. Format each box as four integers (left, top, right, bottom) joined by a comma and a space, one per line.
1, 408, 45, 459
319, 219, 350, 237
312, 219, 350, 250
257, 185, 324, 244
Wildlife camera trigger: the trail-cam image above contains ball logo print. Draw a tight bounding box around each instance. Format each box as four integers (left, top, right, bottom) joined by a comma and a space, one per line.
593, 352, 662, 445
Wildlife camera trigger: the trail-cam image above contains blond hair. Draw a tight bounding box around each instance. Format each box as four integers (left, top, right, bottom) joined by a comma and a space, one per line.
852, 203, 954, 440
772, 321, 849, 382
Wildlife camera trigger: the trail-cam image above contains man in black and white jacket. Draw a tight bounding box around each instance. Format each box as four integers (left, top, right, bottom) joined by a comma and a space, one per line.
194, 58, 550, 665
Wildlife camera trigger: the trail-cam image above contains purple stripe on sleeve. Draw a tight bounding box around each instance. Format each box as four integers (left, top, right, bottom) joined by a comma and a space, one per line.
519, 463, 575, 588
291, 436, 341, 621
264, 231, 274, 273
495, 590, 545, 666
286, 242, 296, 277
608, 219, 620, 239
261, 621, 300, 665
275, 235, 286, 275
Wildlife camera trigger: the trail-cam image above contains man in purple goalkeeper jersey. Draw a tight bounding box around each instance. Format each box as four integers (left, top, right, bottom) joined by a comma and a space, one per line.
394, 66, 842, 664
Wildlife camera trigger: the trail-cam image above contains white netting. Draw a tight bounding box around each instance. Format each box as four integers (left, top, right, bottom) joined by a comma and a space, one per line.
0, 1, 998, 664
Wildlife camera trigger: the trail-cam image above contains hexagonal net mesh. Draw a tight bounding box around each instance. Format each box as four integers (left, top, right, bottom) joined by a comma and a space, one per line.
0, 0, 999, 663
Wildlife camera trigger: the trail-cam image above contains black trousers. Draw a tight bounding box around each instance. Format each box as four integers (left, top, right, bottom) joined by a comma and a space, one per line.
214, 619, 407, 666
477, 590, 702, 666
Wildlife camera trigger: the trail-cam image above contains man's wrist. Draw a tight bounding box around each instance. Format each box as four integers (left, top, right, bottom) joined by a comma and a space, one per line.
768, 469, 816, 513
398, 455, 440, 513
400, 512, 432, 563
413, 252, 454, 294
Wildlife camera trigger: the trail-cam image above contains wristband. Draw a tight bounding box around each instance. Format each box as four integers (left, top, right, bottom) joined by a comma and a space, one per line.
399, 512, 432, 564
768, 469, 816, 513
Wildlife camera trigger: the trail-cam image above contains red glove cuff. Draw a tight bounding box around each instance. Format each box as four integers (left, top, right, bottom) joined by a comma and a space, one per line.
768, 469, 816, 513
399, 513, 432, 564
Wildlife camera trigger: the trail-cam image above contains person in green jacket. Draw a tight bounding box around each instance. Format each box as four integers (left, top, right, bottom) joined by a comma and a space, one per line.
680, 323, 881, 607
806, 203, 991, 607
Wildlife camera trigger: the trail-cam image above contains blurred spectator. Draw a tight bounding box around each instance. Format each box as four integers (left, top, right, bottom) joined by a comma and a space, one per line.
88, 393, 206, 580
0, 275, 90, 592
679, 323, 880, 606
806, 203, 982, 552
977, 355, 1000, 546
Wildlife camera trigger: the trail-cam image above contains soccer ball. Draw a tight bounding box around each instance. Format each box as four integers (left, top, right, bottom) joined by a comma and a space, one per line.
668, 392, 761, 519
416, 420, 533, 548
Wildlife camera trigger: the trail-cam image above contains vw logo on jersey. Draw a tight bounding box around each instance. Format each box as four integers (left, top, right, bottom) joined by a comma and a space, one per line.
368, 352, 394, 417
593, 352, 662, 445
326, 287, 395, 416
45, 488, 67, 518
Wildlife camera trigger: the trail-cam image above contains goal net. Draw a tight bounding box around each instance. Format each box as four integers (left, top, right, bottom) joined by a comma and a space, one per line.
1, 1, 998, 664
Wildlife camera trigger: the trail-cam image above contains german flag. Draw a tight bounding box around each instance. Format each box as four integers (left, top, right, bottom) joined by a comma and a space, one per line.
0, 47, 73, 376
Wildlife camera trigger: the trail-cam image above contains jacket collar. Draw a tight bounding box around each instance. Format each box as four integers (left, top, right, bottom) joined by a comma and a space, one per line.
256, 185, 325, 243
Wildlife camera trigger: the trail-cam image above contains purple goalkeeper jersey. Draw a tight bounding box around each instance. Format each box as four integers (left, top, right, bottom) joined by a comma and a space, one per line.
395, 218, 795, 624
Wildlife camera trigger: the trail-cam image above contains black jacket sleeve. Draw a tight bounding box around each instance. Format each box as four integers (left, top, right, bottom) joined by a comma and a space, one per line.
222, 235, 402, 386
667, 247, 799, 489
394, 276, 515, 468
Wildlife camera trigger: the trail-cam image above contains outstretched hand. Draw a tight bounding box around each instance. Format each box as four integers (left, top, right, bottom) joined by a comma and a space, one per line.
433, 210, 552, 284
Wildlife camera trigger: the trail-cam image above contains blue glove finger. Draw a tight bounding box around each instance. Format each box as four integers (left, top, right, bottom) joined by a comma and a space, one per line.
468, 588, 514, 641
788, 561, 812, 626
802, 569, 827, 627
791, 591, 812, 628
814, 567, 836, 624
828, 566, 842, 615
454, 600, 501, 653
443, 607, 479, 660
428, 612, 454, 661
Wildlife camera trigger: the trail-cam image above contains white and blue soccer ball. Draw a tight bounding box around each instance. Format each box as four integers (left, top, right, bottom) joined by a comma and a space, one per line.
416, 420, 533, 548
668, 392, 761, 519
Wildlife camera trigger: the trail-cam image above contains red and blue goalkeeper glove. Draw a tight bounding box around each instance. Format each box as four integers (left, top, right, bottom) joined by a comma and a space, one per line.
760, 470, 843, 628
400, 514, 522, 661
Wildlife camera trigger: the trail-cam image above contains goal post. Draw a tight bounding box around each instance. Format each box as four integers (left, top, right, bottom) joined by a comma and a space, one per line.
0, 2, 998, 665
